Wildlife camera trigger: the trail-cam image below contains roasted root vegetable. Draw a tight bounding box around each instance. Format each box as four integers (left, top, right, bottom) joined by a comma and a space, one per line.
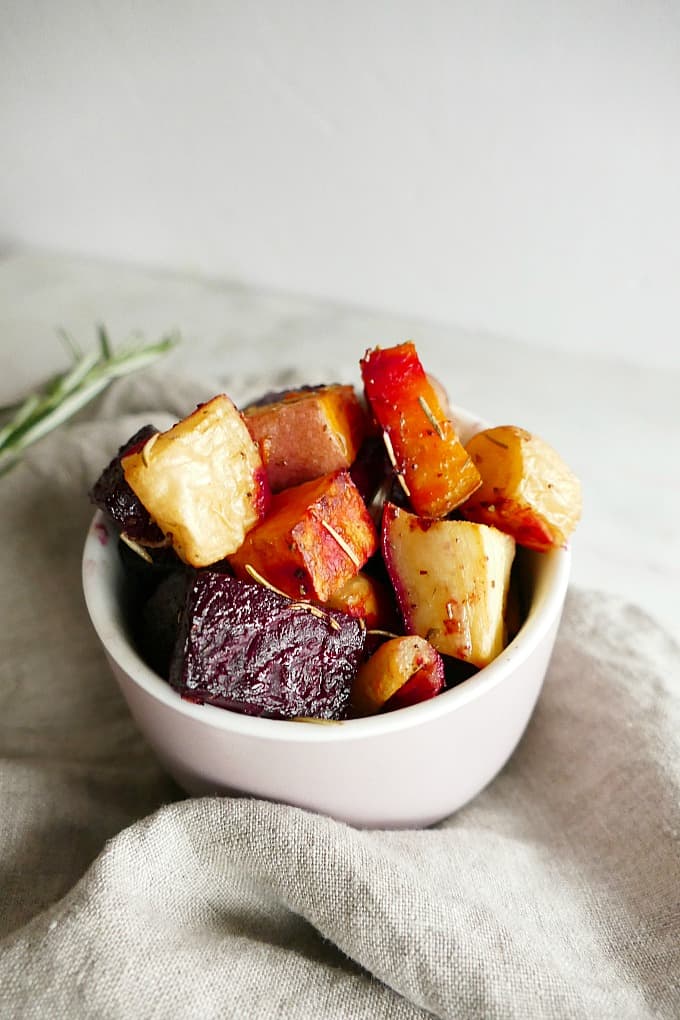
360, 342, 481, 517
244, 384, 369, 492
170, 572, 365, 719
91, 336, 581, 723
382, 504, 516, 667
229, 470, 378, 601
461, 426, 582, 551
122, 395, 270, 567
138, 569, 191, 679
324, 571, 398, 631
350, 635, 445, 716
89, 425, 166, 546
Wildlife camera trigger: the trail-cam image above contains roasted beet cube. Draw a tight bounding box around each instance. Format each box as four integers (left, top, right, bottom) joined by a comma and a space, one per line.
117, 536, 182, 602
169, 573, 365, 719
90, 425, 165, 545
137, 569, 192, 679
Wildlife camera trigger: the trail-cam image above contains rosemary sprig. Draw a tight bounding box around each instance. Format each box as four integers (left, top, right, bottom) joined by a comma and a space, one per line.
0, 325, 179, 477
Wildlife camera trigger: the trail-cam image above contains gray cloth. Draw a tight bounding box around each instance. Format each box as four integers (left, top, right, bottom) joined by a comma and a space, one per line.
1, 372, 678, 1019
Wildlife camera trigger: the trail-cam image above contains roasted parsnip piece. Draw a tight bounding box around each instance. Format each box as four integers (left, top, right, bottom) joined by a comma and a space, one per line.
382, 504, 516, 667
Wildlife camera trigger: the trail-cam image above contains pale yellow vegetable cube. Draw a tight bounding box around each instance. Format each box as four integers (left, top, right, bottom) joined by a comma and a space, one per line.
122, 395, 269, 567
462, 426, 582, 551
383, 505, 516, 667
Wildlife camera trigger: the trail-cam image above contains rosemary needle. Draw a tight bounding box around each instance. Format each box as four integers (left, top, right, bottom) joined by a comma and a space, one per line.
0, 325, 179, 477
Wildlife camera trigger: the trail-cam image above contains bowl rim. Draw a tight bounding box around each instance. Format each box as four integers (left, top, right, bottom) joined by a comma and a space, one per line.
82, 405, 571, 744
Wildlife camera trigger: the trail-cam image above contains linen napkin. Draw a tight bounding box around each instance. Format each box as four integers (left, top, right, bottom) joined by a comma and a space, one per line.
0, 370, 678, 1020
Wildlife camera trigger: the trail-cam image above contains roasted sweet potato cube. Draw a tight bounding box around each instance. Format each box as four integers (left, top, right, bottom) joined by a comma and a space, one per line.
122, 395, 270, 568
243, 384, 370, 492
462, 426, 582, 551
360, 342, 481, 518
229, 470, 378, 601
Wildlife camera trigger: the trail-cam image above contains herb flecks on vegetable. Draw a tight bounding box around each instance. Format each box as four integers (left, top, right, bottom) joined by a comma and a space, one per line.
0, 326, 178, 476
418, 395, 446, 440
243, 563, 291, 600
382, 429, 411, 498
315, 516, 362, 569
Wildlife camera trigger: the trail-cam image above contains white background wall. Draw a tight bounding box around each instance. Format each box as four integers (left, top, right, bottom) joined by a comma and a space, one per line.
2, 1, 679, 368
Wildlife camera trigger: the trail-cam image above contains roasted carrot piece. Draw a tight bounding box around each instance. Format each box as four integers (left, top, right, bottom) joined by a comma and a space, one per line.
360, 342, 481, 517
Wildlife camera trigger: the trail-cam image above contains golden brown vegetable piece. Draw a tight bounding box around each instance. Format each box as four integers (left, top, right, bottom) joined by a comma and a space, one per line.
229, 469, 378, 602
382, 504, 516, 667
122, 395, 269, 567
350, 635, 445, 716
360, 342, 481, 518
324, 571, 398, 631
244, 384, 369, 492
461, 426, 582, 551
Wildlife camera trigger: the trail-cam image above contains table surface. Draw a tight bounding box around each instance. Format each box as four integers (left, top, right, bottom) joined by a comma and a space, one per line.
2, 251, 678, 642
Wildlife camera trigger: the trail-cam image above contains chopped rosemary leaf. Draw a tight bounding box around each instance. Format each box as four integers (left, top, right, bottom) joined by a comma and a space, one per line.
418, 395, 446, 439
119, 533, 154, 563
244, 564, 291, 600
317, 518, 361, 568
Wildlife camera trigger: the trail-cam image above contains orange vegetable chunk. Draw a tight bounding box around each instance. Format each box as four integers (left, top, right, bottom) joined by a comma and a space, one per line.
243, 384, 369, 492
229, 470, 378, 601
360, 342, 481, 517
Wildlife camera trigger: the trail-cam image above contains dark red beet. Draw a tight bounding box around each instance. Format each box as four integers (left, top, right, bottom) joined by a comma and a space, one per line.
137, 570, 192, 679
169, 573, 365, 719
89, 425, 165, 544
117, 537, 182, 604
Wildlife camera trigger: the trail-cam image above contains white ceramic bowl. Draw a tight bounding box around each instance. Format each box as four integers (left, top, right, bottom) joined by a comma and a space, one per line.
82, 408, 571, 829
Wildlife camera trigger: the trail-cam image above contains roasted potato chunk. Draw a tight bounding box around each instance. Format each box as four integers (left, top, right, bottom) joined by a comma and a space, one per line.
462, 426, 582, 551
122, 395, 269, 567
350, 635, 445, 716
324, 571, 398, 631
